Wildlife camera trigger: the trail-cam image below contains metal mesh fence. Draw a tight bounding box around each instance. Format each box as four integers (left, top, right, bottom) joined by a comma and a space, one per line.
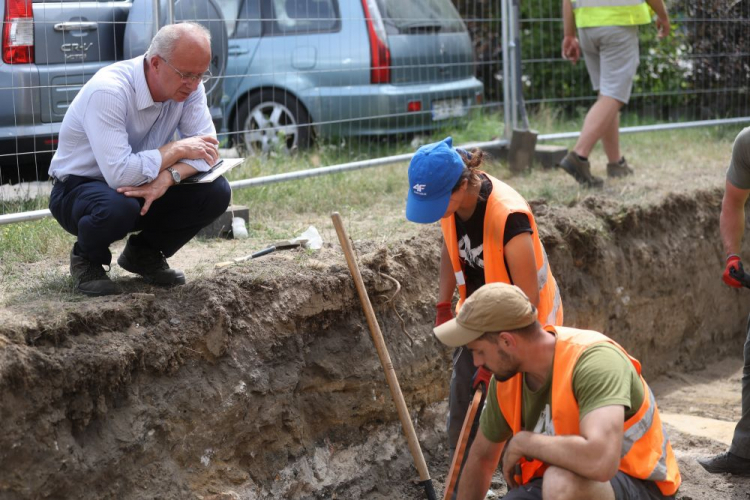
0, 0, 497, 197
1, 0, 749, 223
520, 0, 750, 129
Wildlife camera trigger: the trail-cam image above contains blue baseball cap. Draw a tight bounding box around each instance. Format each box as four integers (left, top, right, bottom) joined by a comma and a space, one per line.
406, 137, 466, 224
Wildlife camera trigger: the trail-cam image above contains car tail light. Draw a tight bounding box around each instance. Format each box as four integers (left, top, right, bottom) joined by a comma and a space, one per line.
407, 101, 421, 113
3, 0, 34, 64
361, 0, 390, 84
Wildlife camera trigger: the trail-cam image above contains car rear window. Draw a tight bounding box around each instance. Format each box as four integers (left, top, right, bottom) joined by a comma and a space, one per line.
233, 0, 261, 39
269, 0, 339, 34
216, 0, 243, 37
375, 0, 465, 35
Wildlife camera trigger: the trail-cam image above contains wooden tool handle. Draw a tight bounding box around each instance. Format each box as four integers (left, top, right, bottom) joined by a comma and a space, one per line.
443, 389, 483, 500
331, 212, 432, 483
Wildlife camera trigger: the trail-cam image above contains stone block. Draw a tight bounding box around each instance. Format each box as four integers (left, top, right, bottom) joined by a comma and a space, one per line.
508, 129, 539, 174
535, 145, 568, 169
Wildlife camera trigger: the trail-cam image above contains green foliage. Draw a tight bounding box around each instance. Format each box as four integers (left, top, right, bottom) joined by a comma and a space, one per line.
451, 0, 504, 102
669, 0, 750, 118
450, 0, 750, 123
631, 18, 693, 120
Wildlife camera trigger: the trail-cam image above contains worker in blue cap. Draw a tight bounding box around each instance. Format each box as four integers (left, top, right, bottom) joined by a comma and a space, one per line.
405, 137, 565, 484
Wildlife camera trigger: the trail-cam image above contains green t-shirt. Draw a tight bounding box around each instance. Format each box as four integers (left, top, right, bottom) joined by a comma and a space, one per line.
726, 127, 750, 189
479, 343, 645, 443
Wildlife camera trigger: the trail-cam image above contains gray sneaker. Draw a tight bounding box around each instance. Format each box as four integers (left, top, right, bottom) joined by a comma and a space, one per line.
117, 236, 186, 286
559, 151, 604, 188
607, 156, 634, 178
70, 247, 120, 297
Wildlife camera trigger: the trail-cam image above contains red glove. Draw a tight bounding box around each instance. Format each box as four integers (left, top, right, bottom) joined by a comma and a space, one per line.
435, 301, 453, 327
723, 255, 744, 288
472, 366, 492, 391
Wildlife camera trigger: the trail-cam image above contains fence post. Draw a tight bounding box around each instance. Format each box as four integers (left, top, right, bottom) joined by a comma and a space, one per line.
508, 0, 518, 130
506, 0, 538, 174
501, 0, 511, 140
165, 0, 175, 25
153, 0, 161, 35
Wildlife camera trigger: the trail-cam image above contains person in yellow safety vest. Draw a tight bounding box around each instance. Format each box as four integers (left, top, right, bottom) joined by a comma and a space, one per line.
558, 0, 671, 187
434, 282, 682, 500
404, 137, 564, 483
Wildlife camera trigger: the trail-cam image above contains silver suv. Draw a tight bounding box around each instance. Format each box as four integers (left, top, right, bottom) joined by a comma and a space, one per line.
0, 0, 227, 182
221, 0, 484, 154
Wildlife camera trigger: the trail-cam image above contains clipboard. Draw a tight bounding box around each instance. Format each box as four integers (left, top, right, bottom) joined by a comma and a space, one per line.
181, 158, 245, 184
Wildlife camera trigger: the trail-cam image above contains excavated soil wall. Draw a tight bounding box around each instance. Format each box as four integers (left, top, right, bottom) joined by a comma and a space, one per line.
0, 188, 747, 499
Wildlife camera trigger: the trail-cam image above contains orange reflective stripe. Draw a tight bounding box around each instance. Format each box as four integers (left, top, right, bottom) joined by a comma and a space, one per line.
495, 326, 681, 493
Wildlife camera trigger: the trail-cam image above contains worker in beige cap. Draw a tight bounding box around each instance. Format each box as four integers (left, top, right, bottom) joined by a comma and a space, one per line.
434, 283, 681, 500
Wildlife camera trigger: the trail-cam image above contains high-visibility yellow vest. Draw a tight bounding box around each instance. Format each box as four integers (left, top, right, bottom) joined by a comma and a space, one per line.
572, 0, 652, 28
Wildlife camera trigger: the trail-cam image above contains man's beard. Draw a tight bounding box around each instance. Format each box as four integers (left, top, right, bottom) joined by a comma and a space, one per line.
491, 348, 519, 382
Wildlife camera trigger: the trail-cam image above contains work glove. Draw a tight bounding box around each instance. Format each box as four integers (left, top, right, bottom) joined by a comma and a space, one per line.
472, 366, 492, 392
723, 255, 744, 289
435, 301, 453, 327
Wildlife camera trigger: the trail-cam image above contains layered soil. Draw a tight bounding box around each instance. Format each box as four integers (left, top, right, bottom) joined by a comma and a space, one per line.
1, 188, 749, 499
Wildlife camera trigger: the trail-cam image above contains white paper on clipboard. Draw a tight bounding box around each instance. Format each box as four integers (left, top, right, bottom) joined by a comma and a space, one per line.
180, 158, 245, 184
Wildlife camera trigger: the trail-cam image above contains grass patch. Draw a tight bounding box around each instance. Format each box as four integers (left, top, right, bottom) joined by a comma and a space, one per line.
0, 111, 743, 306
0, 218, 73, 264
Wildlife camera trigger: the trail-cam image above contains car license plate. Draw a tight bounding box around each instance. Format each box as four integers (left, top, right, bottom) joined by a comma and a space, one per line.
431, 98, 467, 121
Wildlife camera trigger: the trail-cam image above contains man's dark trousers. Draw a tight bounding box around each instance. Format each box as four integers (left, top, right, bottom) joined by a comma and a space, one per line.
49, 175, 231, 265
730, 314, 750, 459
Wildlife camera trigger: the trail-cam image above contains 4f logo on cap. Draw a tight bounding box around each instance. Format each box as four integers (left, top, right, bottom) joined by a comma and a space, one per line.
412, 183, 427, 195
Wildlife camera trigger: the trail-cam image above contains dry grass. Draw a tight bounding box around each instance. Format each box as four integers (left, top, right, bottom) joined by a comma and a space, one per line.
0, 120, 742, 306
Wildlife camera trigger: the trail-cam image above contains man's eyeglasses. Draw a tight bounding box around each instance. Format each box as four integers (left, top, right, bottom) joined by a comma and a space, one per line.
159, 56, 211, 84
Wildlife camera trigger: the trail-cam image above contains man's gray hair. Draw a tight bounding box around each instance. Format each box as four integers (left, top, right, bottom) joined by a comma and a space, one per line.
145, 22, 211, 60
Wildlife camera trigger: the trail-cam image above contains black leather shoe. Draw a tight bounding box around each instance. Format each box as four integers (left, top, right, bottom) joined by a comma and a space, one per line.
697, 451, 750, 476
117, 236, 186, 286
70, 247, 120, 297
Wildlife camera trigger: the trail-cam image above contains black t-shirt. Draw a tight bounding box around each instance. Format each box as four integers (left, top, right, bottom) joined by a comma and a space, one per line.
454, 176, 533, 297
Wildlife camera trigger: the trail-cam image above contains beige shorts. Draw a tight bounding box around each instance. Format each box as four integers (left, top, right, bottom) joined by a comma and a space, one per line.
578, 25, 640, 104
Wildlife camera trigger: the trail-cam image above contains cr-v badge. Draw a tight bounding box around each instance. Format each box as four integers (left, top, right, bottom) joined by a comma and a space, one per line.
61, 42, 93, 61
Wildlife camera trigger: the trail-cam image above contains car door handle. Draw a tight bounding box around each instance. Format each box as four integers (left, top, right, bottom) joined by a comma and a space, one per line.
228, 45, 249, 56
54, 22, 98, 32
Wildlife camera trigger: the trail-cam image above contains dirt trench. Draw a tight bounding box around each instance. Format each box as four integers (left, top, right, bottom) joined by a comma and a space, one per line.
1, 188, 749, 499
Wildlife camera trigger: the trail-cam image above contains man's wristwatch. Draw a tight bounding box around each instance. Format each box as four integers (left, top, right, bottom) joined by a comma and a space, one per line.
166, 166, 181, 185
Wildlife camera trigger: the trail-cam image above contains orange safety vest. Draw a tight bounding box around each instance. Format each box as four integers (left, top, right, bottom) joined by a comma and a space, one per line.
496, 326, 682, 496
440, 174, 563, 326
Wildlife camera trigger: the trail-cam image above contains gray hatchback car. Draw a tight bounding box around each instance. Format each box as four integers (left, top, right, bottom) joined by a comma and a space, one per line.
0, 0, 227, 182
220, 0, 484, 154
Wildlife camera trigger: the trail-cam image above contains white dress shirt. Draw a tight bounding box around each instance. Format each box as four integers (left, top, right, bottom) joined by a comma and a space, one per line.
48, 55, 215, 189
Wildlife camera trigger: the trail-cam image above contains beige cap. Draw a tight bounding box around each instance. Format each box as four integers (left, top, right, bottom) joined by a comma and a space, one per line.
433, 283, 538, 347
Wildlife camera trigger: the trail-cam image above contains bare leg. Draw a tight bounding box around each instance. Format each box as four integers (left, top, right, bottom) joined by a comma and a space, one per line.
541, 466, 615, 500
573, 95, 625, 159
601, 105, 622, 163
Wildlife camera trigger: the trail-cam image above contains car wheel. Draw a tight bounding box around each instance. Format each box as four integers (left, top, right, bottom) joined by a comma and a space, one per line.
234, 91, 312, 155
